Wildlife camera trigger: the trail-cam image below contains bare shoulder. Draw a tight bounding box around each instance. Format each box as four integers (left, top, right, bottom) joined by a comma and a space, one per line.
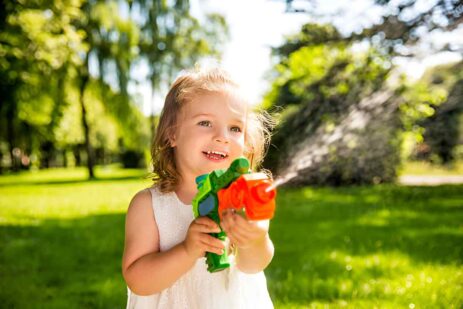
128, 188, 153, 214
126, 189, 156, 229
122, 188, 159, 271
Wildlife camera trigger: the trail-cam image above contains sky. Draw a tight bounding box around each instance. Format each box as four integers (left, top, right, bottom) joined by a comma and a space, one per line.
134, 0, 463, 116
191, 0, 310, 105
136, 0, 310, 115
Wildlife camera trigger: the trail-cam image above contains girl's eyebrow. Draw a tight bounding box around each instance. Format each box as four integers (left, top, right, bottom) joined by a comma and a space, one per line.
192, 113, 214, 119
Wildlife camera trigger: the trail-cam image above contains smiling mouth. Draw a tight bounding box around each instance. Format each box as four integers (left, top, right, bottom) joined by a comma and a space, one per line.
202, 150, 229, 161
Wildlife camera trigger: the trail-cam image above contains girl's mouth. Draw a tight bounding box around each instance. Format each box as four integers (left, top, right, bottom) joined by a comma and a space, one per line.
202, 150, 229, 161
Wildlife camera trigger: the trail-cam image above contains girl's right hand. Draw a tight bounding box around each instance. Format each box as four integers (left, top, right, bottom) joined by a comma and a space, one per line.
182, 217, 225, 259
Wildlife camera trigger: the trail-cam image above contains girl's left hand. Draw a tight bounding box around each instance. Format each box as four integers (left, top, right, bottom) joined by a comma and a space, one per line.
220, 210, 269, 249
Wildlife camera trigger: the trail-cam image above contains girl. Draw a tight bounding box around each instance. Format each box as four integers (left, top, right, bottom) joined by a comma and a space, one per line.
122, 67, 275, 308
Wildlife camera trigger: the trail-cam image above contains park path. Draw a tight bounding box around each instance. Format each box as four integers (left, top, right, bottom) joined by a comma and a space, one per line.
399, 175, 463, 186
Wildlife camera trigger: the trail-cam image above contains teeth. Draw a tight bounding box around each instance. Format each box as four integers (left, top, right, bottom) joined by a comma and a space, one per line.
206, 150, 227, 158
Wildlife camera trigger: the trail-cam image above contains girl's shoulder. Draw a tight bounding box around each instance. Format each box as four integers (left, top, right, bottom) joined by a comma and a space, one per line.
127, 185, 166, 213
127, 188, 153, 214
130, 184, 160, 200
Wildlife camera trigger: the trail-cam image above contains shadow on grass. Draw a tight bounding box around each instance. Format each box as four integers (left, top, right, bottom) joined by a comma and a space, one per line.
0, 214, 127, 308
267, 184, 463, 306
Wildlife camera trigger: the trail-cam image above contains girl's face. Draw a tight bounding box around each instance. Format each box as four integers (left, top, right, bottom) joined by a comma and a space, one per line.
171, 91, 247, 180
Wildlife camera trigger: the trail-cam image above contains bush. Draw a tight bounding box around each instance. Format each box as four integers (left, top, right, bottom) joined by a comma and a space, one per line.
265, 90, 401, 186
120, 150, 145, 168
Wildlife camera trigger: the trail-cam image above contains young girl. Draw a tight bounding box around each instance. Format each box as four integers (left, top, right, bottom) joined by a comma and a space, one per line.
122, 67, 275, 308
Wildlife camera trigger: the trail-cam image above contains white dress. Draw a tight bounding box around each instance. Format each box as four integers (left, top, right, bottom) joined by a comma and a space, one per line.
126, 186, 274, 309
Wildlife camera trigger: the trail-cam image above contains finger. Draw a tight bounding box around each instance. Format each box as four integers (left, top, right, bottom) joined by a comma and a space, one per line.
220, 221, 228, 234
194, 216, 220, 229
193, 218, 221, 233
192, 224, 221, 234
226, 221, 261, 247
201, 234, 226, 249
226, 233, 239, 248
201, 239, 225, 255
201, 243, 224, 255
235, 216, 269, 234
228, 228, 249, 245
221, 208, 236, 217
230, 215, 255, 234
220, 212, 234, 233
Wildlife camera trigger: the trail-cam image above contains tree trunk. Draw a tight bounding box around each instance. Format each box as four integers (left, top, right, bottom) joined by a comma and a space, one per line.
6, 102, 19, 172
78, 54, 95, 179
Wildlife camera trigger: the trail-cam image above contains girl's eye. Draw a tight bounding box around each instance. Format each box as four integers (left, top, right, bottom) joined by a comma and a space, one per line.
198, 120, 212, 127
230, 126, 242, 133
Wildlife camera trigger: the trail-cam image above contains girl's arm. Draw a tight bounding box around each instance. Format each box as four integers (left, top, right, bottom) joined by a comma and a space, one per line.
235, 232, 274, 274
122, 189, 224, 296
221, 213, 274, 274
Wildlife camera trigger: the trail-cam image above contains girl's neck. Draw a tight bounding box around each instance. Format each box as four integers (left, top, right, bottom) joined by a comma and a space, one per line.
175, 177, 198, 206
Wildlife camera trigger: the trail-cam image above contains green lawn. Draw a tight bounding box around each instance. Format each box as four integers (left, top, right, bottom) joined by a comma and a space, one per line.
0, 166, 462, 308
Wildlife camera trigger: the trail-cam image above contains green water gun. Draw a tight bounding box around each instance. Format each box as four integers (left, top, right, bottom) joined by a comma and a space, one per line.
192, 157, 277, 272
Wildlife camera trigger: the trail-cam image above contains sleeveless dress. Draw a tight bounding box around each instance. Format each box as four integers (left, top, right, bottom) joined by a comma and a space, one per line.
126, 186, 274, 309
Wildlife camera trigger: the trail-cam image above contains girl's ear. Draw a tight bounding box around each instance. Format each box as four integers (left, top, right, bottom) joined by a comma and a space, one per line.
169, 133, 177, 147
166, 126, 177, 147
169, 130, 177, 148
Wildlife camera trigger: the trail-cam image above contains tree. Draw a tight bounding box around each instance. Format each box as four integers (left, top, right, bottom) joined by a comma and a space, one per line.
264, 24, 401, 185
0, 0, 85, 171
69, 0, 228, 178
0, 0, 229, 178
133, 0, 228, 142
262, 1, 463, 185
417, 62, 463, 164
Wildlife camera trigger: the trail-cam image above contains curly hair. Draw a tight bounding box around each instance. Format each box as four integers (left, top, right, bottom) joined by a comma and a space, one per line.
150, 67, 274, 193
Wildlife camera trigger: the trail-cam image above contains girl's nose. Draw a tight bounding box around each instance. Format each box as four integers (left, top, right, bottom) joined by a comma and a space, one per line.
214, 128, 230, 143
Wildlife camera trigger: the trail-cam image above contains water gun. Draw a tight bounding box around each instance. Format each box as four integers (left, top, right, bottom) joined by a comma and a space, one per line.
192, 157, 277, 273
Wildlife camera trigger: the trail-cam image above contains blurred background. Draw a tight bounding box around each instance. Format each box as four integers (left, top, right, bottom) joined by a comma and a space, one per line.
1, 0, 462, 308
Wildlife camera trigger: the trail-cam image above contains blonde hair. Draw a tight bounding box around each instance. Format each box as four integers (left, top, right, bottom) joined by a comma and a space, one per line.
151, 67, 274, 193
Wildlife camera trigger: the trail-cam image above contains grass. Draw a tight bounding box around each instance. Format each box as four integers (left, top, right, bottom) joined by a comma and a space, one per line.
0, 166, 462, 308
0, 166, 151, 308
269, 185, 462, 308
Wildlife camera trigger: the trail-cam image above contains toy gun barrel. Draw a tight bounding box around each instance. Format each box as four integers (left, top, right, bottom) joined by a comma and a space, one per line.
218, 173, 276, 221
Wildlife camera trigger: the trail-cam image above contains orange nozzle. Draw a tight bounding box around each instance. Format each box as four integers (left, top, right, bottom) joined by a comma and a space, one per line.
218, 173, 276, 221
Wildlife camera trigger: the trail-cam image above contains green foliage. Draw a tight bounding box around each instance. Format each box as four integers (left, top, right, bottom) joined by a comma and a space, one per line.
274, 23, 344, 57
120, 150, 146, 168
136, 0, 229, 91
263, 15, 463, 185
0, 0, 228, 173
0, 0, 87, 170
264, 23, 400, 185
416, 62, 463, 164
399, 78, 447, 132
